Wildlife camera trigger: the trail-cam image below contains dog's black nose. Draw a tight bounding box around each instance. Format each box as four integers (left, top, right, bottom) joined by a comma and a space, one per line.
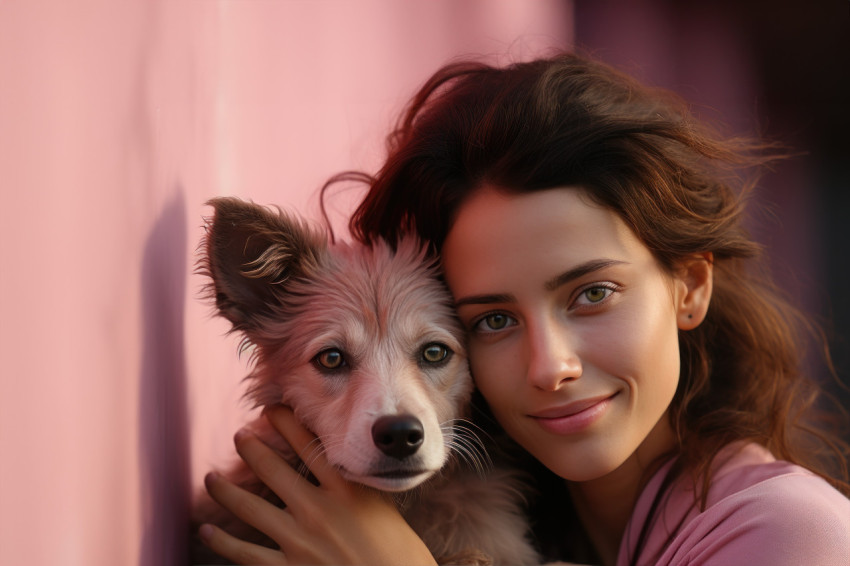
371, 414, 424, 459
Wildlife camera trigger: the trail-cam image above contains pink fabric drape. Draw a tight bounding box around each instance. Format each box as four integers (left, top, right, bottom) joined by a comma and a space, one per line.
0, 2, 571, 565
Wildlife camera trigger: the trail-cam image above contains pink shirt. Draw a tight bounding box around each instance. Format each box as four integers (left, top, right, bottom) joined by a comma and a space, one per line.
617, 443, 850, 565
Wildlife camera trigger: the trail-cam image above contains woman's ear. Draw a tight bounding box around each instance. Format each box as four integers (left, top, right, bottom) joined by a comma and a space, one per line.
674, 252, 713, 330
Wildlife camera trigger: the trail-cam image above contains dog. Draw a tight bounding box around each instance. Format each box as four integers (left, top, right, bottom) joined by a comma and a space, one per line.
191, 197, 540, 565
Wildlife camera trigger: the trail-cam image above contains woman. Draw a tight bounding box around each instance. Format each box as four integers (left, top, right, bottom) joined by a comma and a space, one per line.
201, 52, 850, 565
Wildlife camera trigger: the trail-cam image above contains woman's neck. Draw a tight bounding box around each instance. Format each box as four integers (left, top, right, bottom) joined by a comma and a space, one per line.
567, 417, 677, 566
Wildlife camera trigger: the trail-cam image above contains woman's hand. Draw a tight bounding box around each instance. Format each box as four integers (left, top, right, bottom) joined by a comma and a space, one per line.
200, 405, 438, 566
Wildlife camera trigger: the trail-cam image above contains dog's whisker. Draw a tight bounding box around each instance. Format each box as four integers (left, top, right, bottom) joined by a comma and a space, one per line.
297, 434, 354, 482
440, 419, 493, 478
458, 437, 493, 474
446, 438, 477, 473
289, 436, 329, 487
443, 418, 491, 452
444, 417, 497, 446
301, 437, 331, 469
449, 436, 491, 477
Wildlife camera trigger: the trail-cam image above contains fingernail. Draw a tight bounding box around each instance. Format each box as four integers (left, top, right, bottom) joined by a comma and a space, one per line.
199, 523, 214, 543
234, 427, 253, 443
262, 403, 286, 416
204, 471, 219, 488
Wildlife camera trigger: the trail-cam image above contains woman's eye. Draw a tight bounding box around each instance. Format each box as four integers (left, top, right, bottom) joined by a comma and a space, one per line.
473, 313, 516, 333
575, 285, 615, 306
314, 348, 346, 370
421, 343, 451, 364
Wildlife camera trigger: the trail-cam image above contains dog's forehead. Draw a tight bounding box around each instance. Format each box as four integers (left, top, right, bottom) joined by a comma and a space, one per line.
327, 245, 446, 307
305, 240, 462, 336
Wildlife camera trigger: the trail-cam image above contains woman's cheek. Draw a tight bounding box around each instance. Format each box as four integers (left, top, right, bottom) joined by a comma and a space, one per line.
469, 340, 516, 402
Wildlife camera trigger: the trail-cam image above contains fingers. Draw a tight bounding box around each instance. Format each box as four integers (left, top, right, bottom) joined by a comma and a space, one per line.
204, 471, 295, 544
233, 427, 304, 490
199, 522, 287, 565
262, 405, 344, 489
232, 424, 336, 518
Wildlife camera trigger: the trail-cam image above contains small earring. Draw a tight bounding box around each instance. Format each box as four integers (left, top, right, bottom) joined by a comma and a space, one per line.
687, 314, 693, 319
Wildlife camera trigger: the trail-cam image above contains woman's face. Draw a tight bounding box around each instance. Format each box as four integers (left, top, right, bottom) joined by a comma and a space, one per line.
442, 186, 687, 482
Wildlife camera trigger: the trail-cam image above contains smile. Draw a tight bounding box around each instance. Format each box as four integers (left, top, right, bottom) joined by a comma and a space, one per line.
529, 393, 618, 435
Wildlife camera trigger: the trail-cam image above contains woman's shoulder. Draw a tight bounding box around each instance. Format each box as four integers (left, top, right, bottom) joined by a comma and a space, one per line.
705, 442, 847, 507
697, 444, 850, 554
620, 443, 850, 566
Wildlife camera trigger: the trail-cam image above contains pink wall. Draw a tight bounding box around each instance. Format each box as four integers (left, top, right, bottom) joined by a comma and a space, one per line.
0, 2, 571, 565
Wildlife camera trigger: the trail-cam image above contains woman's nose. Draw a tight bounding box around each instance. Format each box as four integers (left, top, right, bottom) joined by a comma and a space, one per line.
525, 317, 582, 391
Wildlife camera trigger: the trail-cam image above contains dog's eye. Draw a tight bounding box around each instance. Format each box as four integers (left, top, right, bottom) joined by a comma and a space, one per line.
421, 343, 450, 364
314, 348, 346, 370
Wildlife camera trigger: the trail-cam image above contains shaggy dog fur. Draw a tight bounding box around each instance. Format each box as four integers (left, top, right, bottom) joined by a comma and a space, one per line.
191, 197, 540, 565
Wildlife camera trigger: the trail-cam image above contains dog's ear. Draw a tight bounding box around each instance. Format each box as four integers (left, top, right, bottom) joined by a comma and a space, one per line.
202, 197, 326, 332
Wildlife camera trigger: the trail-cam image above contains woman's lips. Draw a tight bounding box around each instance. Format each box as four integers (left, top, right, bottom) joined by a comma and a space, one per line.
529, 393, 617, 435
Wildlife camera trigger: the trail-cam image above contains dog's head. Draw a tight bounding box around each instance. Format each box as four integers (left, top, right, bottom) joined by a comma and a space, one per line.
201, 197, 473, 491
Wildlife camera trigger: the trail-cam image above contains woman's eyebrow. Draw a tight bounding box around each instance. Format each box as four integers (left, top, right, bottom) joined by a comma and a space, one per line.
454, 293, 515, 309
545, 259, 626, 291
454, 259, 626, 308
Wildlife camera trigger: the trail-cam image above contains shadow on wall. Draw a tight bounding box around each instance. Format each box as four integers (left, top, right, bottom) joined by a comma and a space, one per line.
138, 192, 192, 566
